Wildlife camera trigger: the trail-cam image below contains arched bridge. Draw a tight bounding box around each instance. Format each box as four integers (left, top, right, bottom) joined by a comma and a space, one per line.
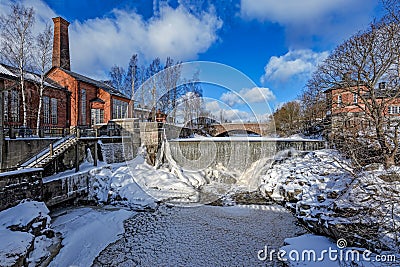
210, 123, 272, 137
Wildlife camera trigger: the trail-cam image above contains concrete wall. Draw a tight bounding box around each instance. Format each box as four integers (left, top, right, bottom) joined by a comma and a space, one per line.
43, 172, 89, 207
0, 169, 43, 211
2, 138, 59, 170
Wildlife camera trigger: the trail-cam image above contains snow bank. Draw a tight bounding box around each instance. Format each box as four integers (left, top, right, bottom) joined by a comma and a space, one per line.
49, 207, 132, 267
0, 229, 34, 267
260, 149, 353, 211
260, 149, 400, 253
0, 200, 50, 231
89, 159, 156, 209
89, 150, 203, 207
0, 200, 58, 267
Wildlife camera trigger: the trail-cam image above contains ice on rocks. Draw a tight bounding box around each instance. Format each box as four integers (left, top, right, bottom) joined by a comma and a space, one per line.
0, 200, 59, 267
0, 229, 34, 267
0, 200, 50, 231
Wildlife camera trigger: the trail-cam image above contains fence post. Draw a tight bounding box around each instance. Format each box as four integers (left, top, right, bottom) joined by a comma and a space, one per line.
49, 143, 53, 156
75, 142, 79, 172
94, 142, 98, 167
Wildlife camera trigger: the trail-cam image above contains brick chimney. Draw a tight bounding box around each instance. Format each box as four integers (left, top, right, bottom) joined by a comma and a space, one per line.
52, 17, 70, 70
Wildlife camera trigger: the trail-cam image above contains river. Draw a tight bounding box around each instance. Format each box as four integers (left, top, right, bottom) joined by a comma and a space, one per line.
90, 204, 306, 266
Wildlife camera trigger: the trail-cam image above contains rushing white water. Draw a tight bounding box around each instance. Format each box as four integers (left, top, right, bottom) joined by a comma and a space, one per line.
167, 140, 277, 172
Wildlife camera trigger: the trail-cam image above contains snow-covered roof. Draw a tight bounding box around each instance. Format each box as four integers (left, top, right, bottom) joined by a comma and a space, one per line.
59, 68, 130, 100
0, 64, 66, 90
0, 64, 16, 77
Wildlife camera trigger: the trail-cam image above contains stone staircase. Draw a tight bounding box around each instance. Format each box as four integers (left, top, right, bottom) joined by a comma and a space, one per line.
20, 136, 78, 169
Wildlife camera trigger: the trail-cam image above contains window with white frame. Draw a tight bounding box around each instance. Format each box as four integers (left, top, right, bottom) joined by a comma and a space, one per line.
81, 89, 86, 125
3, 91, 8, 122
43, 96, 50, 124
112, 99, 128, 119
51, 98, 57, 124
91, 108, 104, 125
388, 106, 400, 114
353, 93, 358, 104
11, 90, 19, 122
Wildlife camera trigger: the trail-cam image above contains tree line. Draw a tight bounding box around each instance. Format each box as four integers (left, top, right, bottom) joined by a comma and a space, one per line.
108, 55, 204, 124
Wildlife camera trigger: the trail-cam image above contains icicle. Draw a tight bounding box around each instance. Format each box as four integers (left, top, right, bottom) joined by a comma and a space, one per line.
86, 147, 94, 163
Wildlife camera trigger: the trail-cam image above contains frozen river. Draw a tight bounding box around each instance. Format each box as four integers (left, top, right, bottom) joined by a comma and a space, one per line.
90, 204, 307, 267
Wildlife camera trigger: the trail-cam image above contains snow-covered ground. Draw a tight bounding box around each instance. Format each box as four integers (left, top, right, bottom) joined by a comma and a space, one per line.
260, 149, 400, 256
48, 207, 132, 267
2, 140, 399, 266
0, 200, 57, 267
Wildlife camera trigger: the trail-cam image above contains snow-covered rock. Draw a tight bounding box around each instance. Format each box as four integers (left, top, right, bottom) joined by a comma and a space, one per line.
260, 149, 400, 253
0, 200, 51, 235
0, 200, 59, 267
0, 229, 34, 267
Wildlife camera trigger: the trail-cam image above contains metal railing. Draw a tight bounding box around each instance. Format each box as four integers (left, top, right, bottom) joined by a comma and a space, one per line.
19, 134, 76, 168
4, 126, 70, 138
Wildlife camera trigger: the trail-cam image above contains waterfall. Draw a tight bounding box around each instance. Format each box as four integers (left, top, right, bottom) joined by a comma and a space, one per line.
156, 138, 209, 190
237, 157, 274, 191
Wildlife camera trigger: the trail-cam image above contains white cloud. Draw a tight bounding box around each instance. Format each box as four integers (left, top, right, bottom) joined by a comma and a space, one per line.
69, 5, 222, 79
205, 100, 221, 114
241, 0, 354, 23
220, 92, 242, 106
261, 49, 328, 83
243, 87, 275, 103
0, 0, 57, 35
220, 87, 275, 106
240, 0, 378, 47
1, 0, 222, 79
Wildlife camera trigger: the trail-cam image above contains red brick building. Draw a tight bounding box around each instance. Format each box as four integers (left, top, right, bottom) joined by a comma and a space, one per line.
325, 82, 400, 130
0, 64, 70, 133
47, 17, 132, 128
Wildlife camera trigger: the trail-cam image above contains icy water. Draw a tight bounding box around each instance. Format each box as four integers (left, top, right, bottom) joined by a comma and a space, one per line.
92, 204, 307, 267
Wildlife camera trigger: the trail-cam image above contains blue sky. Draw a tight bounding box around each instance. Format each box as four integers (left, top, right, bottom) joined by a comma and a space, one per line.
0, 0, 384, 122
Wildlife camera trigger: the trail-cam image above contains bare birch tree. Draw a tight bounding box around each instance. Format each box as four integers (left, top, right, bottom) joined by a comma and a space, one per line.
126, 54, 138, 99
33, 24, 52, 135
162, 57, 182, 122
0, 4, 35, 127
109, 65, 126, 93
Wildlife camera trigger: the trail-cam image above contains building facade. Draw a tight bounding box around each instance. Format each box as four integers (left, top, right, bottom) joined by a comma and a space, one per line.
325, 82, 400, 131
0, 64, 70, 134
47, 17, 133, 129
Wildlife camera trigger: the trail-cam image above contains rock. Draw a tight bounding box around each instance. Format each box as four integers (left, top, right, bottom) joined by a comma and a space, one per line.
299, 203, 311, 210
326, 191, 339, 199
230, 191, 273, 205
0, 229, 34, 267
378, 172, 400, 182
363, 163, 383, 171
317, 195, 325, 202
